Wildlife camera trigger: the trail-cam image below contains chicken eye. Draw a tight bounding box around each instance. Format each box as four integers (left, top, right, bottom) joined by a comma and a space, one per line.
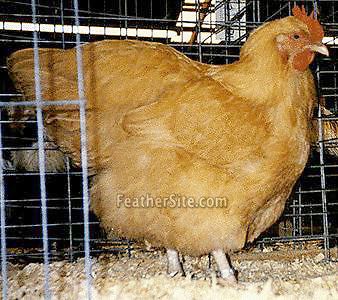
293, 34, 300, 40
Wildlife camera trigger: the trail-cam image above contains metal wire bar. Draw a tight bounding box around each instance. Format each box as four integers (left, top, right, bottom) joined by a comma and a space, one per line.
66, 158, 74, 261
316, 63, 331, 259
0, 113, 8, 299
4, 197, 83, 203
5, 222, 100, 228
4, 172, 83, 177
30, 0, 51, 297
259, 234, 338, 243
196, 0, 203, 62
73, 0, 92, 298
0, 99, 83, 107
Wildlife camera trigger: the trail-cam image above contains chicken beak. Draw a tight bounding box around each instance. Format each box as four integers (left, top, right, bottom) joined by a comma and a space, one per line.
308, 44, 329, 57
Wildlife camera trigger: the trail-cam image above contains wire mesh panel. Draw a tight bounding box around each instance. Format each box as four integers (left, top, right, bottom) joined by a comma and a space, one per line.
256, 1, 338, 254
0, 0, 337, 298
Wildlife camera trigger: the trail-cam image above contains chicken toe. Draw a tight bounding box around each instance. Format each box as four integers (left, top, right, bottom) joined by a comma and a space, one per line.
166, 248, 184, 277
212, 249, 237, 284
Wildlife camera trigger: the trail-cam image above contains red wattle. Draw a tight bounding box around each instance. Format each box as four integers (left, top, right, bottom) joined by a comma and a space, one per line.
292, 50, 315, 71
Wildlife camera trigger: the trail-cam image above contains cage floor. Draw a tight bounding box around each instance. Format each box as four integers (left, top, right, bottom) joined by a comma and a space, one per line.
2, 244, 338, 300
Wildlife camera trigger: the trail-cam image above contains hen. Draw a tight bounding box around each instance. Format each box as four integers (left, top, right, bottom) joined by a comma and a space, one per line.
7, 6, 329, 282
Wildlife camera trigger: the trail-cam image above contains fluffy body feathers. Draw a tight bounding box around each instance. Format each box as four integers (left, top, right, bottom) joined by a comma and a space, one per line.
7, 9, 330, 277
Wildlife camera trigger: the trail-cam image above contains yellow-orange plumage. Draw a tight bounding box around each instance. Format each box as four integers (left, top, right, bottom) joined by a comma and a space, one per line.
7, 6, 330, 279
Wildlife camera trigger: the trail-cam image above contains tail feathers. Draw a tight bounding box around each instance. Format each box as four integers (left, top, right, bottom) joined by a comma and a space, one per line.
7, 48, 78, 102
7, 48, 83, 167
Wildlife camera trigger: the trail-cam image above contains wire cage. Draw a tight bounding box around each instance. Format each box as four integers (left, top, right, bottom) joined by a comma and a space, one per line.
0, 0, 337, 298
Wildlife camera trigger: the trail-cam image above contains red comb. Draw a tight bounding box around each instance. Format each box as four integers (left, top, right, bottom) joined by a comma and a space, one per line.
292, 5, 324, 42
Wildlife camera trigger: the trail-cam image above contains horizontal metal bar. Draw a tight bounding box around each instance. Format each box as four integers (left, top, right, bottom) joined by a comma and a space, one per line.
258, 234, 338, 243
5, 197, 83, 203
283, 212, 337, 217
288, 202, 338, 208
0, 99, 84, 107
2, 146, 60, 151
295, 188, 338, 194
5, 222, 100, 229
6, 247, 132, 258
0, 120, 37, 124
308, 164, 338, 169
4, 171, 83, 176
0, 93, 22, 97
319, 71, 338, 74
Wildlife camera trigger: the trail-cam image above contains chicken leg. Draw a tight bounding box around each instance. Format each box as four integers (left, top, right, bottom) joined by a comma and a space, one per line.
212, 249, 237, 284
166, 248, 184, 277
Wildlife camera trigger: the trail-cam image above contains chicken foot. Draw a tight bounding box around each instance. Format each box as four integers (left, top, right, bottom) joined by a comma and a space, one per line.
212, 249, 237, 284
166, 248, 184, 277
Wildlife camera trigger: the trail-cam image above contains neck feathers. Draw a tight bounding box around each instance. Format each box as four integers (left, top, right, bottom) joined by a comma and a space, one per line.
209, 32, 316, 112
